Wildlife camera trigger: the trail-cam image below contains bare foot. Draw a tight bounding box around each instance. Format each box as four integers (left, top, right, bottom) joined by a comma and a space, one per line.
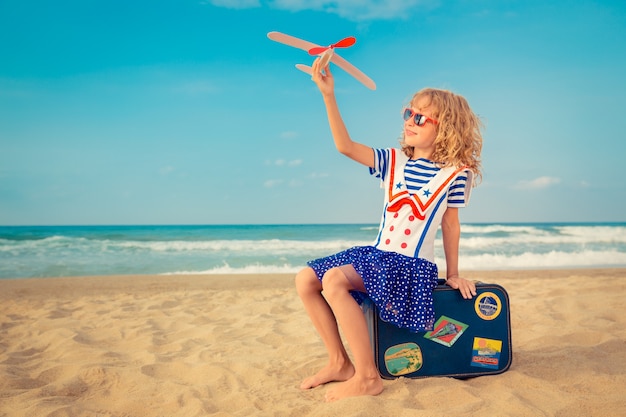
300, 362, 355, 390
324, 374, 384, 402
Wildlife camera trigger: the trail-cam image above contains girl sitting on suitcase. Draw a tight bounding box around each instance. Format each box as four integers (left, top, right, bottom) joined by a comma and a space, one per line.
295, 57, 484, 402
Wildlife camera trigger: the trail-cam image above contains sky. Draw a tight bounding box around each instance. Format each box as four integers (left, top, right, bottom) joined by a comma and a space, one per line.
1, 0, 625, 225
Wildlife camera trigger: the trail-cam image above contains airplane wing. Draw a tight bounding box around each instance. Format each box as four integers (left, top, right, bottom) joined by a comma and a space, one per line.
267, 31, 321, 52
297, 62, 376, 91
331, 53, 376, 90
268, 31, 377, 91
295, 64, 313, 75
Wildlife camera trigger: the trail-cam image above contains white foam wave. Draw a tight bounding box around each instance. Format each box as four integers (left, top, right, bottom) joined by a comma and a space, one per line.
3, 225, 624, 255
114, 239, 371, 254
461, 224, 626, 240
162, 263, 304, 275
458, 229, 626, 249
0, 236, 372, 255
160, 248, 626, 274
555, 225, 626, 240
0, 235, 84, 252
458, 249, 626, 270
2, 225, 625, 277
461, 224, 549, 235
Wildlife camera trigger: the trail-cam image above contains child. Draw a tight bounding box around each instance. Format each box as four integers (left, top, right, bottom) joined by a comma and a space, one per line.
295, 58, 483, 402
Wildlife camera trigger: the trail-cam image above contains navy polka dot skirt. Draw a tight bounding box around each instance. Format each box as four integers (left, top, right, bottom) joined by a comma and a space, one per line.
307, 245, 439, 332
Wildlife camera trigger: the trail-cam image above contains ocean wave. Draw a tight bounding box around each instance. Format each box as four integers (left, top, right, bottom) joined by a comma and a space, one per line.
458, 230, 626, 249
0, 236, 372, 255
461, 224, 550, 235
461, 224, 626, 239
458, 249, 626, 270
4, 226, 625, 255
0, 235, 84, 252
157, 248, 626, 275
554, 225, 626, 240
1, 224, 625, 278
114, 239, 370, 254
162, 263, 303, 275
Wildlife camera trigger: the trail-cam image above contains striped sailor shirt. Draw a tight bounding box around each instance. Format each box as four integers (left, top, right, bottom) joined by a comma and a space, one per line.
370, 148, 470, 208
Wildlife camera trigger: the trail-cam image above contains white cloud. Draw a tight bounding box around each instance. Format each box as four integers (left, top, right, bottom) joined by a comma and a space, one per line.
266, 159, 302, 167
271, 0, 425, 20
308, 172, 330, 179
515, 176, 561, 190
264, 179, 284, 188
208, 0, 425, 21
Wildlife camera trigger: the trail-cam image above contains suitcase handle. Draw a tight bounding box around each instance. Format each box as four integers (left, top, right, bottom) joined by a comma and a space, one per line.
438, 278, 483, 286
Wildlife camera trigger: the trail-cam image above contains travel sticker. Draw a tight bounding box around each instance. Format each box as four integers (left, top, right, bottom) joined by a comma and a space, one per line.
470, 337, 503, 369
423, 316, 469, 347
474, 292, 502, 320
384, 342, 423, 376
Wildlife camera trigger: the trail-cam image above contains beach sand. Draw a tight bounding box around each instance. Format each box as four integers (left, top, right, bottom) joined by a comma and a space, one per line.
1, 269, 625, 416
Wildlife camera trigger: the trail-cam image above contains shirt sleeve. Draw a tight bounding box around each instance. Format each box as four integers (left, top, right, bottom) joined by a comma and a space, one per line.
447, 169, 473, 208
369, 148, 391, 185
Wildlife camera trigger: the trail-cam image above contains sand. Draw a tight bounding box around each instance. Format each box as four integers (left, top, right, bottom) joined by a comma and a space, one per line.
1, 269, 625, 417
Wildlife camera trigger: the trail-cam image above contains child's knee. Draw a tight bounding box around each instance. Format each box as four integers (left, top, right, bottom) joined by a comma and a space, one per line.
295, 267, 321, 295
321, 267, 350, 295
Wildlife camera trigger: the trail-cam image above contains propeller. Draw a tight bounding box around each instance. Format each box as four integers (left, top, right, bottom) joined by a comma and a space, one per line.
308, 37, 356, 55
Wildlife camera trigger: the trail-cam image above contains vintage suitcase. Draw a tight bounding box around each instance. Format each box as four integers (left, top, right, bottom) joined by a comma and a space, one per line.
363, 280, 512, 379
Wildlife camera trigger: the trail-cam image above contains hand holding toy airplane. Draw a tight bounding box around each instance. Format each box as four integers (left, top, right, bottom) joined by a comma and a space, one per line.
267, 31, 376, 90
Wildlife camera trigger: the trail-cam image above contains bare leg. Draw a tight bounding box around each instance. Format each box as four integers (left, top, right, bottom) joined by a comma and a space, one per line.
295, 267, 355, 389
321, 266, 383, 402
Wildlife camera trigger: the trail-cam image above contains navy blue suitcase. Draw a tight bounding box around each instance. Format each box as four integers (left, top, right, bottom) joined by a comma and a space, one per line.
363, 280, 512, 379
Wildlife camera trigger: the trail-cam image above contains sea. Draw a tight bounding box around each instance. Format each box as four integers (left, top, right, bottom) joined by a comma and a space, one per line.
1, 223, 625, 279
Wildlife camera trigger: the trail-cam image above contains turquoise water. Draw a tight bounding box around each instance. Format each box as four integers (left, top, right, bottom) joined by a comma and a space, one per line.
1, 223, 625, 278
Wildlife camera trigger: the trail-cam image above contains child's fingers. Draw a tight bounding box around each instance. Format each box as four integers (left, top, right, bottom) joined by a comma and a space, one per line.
447, 277, 477, 299
312, 57, 320, 71
463, 281, 477, 299
324, 64, 333, 79
311, 59, 322, 82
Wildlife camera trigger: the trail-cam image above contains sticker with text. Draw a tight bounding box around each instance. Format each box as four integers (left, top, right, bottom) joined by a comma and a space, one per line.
474, 292, 502, 320
470, 337, 502, 369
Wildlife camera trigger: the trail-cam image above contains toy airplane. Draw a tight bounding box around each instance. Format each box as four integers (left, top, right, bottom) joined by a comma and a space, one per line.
267, 31, 376, 90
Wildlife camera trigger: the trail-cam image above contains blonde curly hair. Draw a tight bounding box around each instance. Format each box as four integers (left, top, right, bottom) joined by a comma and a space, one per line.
400, 88, 483, 183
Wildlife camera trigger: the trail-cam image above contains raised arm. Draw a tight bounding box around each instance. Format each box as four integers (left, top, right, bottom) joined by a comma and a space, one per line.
311, 58, 375, 168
